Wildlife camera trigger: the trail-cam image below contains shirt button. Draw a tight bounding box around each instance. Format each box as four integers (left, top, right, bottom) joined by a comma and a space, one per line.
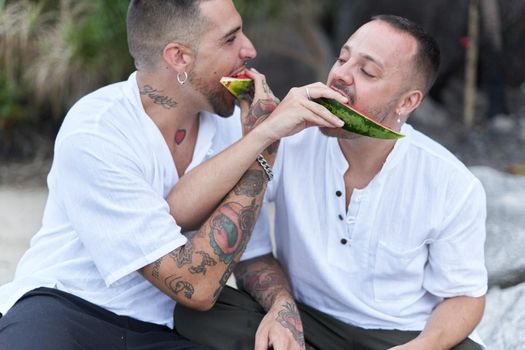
336, 191, 342, 197
340, 238, 348, 245
338, 214, 344, 220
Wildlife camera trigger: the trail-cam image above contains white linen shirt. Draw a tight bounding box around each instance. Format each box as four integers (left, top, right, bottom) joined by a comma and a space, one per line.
265, 125, 487, 343
0, 72, 272, 328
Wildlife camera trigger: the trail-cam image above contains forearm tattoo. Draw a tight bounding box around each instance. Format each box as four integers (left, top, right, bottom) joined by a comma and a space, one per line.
140, 85, 178, 109
151, 258, 162, 279
165, 274, 194, 299
234, 170, 264, 197
209, 199, 258, 264
277, 302, 305, 347
212, 261, 236, 302
188, 251, 217, 275
169, 242, 194, 268
265, 140, 280, 155
236, 260, 291, 311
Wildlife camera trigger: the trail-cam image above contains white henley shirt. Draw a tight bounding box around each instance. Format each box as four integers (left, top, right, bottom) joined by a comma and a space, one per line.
0, 72, 272, 328
264, 125, 487, 345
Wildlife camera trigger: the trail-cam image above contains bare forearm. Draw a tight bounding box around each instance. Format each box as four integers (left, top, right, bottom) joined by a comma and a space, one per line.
412, 296, 485, 350
142, 162, 269, 310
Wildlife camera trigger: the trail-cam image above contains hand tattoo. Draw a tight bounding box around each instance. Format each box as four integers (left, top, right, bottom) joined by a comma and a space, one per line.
244, 99, 278, 132
277, 302, 305, 347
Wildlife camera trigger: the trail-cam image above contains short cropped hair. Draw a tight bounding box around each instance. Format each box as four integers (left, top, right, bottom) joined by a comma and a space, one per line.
127, 0, 210, 69
371, 14, 441, 94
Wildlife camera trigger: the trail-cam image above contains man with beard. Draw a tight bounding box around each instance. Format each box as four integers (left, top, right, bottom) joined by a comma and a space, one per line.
175, 15, 487, 350
0, 1, 346, 349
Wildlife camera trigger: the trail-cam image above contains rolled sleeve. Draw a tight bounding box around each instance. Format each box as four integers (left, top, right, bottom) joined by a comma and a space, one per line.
424, 179, 488, 298
56, 132, 186, 286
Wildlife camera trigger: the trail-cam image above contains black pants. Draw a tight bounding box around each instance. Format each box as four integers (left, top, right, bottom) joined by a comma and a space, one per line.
175, 286, 482, 350
0, 287, 210, 350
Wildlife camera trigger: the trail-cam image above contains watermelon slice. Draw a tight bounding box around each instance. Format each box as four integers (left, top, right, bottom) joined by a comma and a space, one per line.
220, 74, 253, 99
219, 75, 403, 140
314, 98, 404, 140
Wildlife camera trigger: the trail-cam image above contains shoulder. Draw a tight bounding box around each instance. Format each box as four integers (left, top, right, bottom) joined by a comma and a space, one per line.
401, 125, 485, 207
404, 125, 478, 184
57, 76, 144, 146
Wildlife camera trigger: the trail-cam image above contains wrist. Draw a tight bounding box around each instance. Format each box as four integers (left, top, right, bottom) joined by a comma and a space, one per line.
250, 120, 279, 150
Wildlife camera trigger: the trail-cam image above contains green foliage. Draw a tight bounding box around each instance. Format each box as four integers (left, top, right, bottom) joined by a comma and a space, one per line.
0, 73, 28, 128
233, 0, 283, 22
0, 0, 132, 126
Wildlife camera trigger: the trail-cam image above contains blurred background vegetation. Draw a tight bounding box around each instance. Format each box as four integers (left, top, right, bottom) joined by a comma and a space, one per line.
0, 0, 524, 170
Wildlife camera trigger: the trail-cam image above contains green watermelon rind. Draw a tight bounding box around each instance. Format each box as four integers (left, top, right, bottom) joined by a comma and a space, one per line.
220, 77, 253, 99
314, 98, 404, 140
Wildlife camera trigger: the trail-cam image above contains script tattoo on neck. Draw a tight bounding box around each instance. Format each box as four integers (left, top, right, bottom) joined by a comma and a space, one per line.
140, 85, 178, 109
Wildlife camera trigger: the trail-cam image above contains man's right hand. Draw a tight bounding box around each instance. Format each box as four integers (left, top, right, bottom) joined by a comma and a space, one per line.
253, 80, 348, 144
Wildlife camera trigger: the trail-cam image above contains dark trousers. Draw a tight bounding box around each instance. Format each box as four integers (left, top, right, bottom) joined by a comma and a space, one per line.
0, 287, 210, 350
175, 286, 482, 350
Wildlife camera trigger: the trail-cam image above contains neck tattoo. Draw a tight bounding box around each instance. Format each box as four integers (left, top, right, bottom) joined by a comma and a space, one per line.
140, 85, 178, 109
175, 129, 187, 145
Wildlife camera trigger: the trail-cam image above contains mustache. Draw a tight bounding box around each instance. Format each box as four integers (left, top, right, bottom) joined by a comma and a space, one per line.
330, 82, 355, 105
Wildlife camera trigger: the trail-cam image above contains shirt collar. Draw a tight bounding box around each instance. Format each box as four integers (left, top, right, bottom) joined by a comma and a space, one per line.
381, 123, 412, 172
326, 123, 413, 182
125, 71, 218, 176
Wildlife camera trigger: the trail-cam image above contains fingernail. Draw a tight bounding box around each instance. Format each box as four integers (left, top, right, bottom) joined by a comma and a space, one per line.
251, 68, 259, 73
338, 120, 345, 127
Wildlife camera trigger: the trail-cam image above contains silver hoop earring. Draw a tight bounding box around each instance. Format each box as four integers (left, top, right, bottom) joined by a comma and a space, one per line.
397, 118, 401, 124
177, 71, 188, 85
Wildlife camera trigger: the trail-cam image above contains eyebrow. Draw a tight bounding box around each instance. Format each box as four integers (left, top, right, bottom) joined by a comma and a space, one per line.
342, 44, 384, 69
221, 26, 241, 41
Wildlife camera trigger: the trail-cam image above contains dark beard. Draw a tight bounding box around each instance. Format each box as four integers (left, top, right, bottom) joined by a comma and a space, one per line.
190, 75, 235, 118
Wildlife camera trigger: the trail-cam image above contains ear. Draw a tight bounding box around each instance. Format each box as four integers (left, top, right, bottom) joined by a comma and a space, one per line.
396, 89, 423, 118
162, 43, 194, 72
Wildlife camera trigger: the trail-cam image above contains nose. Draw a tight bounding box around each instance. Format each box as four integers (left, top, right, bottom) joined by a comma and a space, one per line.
240, 33, 257, 61
330, 61, 354, 87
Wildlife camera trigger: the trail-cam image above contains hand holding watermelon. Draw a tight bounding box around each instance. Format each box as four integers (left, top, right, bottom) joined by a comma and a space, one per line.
221, 74, 404, 140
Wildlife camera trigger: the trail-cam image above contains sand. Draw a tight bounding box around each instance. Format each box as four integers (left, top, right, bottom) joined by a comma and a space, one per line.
0, 186, 48, 285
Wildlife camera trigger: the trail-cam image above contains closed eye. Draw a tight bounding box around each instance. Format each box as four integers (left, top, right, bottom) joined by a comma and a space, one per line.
361, 68, 375, 78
